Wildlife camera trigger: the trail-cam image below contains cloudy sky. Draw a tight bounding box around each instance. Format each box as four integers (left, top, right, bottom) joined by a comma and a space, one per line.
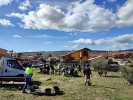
0, 0, 133, 52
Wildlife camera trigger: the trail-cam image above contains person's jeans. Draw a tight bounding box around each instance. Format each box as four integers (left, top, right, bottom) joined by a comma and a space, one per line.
85, 75, 90, 84
22, 77, 31, 93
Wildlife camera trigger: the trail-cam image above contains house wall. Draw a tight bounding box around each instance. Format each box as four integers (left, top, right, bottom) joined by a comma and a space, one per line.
81, 49, 90, 61
71, 51, 80, 61
62, 48, 90, 62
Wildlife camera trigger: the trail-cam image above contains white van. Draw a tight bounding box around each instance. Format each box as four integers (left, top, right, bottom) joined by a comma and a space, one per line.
0, 57, 25, 77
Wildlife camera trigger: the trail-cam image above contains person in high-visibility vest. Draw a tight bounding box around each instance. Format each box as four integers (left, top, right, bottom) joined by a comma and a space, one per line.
22, 63, 33, 93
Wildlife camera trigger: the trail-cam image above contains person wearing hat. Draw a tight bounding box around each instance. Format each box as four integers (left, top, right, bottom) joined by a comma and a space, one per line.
22, 63, 33, 93
83, 64, 92, 86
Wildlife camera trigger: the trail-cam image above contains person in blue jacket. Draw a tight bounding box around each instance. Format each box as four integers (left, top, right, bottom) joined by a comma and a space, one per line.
83, 64, 92, 86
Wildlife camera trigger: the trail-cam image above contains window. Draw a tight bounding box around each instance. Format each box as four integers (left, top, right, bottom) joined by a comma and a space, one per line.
7, 60, 21, 69
71, 57, 75, 60
83, 51, 88, 56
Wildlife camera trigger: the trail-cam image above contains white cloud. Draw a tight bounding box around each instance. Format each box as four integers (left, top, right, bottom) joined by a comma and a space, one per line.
28, 34, 51, 38
108, 43, 131, 50
0, 0, 13, 7
18, 0, 31, 11
72, 45, 78, 48
107, 34, 133, 44
56, 36, 67, 39
69, 32, 77, 35
6, 0, 133, 32
63, 45, 79, 49
107, 0, 116, 2
71, 34, 133, 50
0, 19, 14, 26
44, 42, 52, 44
13, 35, 22, 38
28, 50, 33, 52
6, 13, 24, 18
7, 0, 116, 32
63, 45, 69, 48
116, 0, 133, 27
72, 38, 95, 45
94, 39, 105, 45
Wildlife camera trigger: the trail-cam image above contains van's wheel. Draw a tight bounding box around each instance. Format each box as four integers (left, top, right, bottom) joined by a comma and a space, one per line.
16, 75, 24, 82
17, 74, 24, 77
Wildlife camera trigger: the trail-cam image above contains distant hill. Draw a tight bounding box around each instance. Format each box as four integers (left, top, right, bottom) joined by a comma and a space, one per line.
118, 49, 133, 52
91, 50, 107, 52
20, 50, 71, 58
91, 49, 133, 52
19, 49, 133, 58
20, 52, 36, 56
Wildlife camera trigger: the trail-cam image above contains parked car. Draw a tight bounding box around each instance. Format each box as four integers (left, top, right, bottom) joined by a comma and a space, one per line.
31, 62, 44, 68
107, 66, 119, 72
37, 62, 44, 67
31, 62, 39, 68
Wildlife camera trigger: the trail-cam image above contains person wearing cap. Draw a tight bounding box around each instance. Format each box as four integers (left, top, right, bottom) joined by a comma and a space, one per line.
22, 64, 33, 93
83, 64, 92, 86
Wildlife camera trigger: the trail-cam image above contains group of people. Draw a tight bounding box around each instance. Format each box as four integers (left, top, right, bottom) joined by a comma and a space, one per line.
58, 63, 92, 86
60, 64, 82, 76
22, 63, 92, 93
40, 64, 55, 74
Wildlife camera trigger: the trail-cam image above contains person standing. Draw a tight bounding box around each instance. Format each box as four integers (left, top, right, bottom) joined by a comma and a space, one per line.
22, 64, 33, 93
46, 64, 50, 74
77, 64, 81, 73
83, 64, 92, 86
57, 62, 61, 74
50, 65, 54, 74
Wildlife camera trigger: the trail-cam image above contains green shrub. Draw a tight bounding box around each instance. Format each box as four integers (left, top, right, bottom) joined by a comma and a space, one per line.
91, 59, 108, 71
120, 66, 133, 84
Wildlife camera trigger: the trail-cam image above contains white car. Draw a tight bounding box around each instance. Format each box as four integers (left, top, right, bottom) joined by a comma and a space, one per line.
37, 62, 44, 67
32, 62, 38, 68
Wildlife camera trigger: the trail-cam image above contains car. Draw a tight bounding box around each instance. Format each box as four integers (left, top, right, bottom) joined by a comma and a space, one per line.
31, 62, 39, 68
37, 62, 44, 67
107, 66, 119, 72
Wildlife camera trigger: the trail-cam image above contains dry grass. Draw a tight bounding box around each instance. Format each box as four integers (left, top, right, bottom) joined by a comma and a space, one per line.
0, 68, 133, 100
